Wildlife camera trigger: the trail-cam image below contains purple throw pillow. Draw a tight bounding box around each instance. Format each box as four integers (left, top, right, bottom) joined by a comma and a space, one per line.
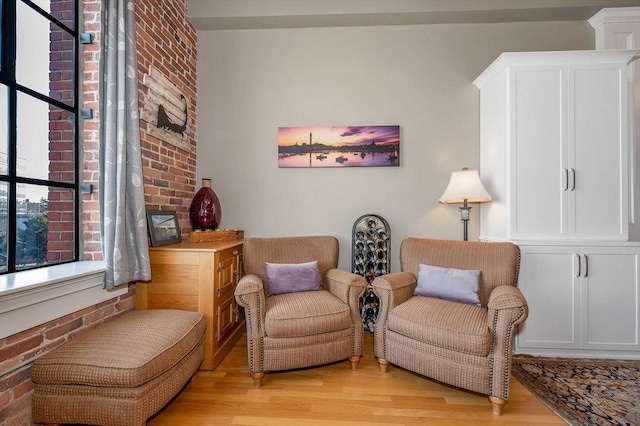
415, 263, 481, 306
265, 260, 322, 296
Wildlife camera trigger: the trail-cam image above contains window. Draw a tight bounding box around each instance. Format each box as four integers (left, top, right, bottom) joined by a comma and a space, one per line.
0, 0, 80, 273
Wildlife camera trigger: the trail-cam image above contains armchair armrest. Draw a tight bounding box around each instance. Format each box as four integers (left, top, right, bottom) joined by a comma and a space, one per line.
234, 274, 267, 378
486, 285, 529, 401
488, 285, 527, 310
234, 273, 267, 327
372, 272, 416, 309
487, 285, 528, 332
324, 269, 367, 305
372, 272, 416, 360
324, 269, 367, 357
235, 274, 264, 298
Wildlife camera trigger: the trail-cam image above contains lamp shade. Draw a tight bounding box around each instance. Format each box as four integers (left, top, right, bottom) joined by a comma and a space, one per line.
439, 168, 492, 204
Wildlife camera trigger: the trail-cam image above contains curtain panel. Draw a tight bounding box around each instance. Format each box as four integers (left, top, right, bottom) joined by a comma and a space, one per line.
99, 0, 151, 289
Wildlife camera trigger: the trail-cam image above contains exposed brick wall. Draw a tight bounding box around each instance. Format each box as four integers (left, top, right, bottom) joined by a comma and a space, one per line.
0, 0, 198, 424
82, 0, 198, 261
81, 0, 104, 262
136, 0, 198, 235
46, 0, 76, 265
0, 286, 136, 425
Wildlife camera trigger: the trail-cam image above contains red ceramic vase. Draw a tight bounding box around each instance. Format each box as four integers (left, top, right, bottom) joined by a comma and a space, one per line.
189, 178, 222, 230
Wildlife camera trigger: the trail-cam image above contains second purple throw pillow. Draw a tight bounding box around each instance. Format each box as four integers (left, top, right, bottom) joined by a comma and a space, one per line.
415, 263, 481, 306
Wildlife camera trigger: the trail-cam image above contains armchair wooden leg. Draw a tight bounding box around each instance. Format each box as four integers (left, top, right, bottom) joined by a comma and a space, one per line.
377, 358, 389, 373
251, 372, 265, 388
488, 396, 506, 415
349, 356, 360, 371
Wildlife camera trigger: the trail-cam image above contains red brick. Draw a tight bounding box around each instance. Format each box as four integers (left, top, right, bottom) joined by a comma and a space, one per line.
0, 335, 43, 362
44, 317, 83, 340
0, 366, 31, 393
12, 377, 35, 400
0, 390, 33, 426
0, 390, 11, 410
84, 305, 115, 326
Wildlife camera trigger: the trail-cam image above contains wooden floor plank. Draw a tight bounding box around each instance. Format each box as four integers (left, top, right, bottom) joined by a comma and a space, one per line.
148, 332, 565, 425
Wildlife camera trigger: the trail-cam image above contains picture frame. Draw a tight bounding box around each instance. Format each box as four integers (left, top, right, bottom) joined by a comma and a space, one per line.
278, 125, 400, 168
146, 210, 181, 247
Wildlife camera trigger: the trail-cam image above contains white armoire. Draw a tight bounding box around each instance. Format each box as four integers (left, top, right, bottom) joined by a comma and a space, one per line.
473, 46, 640, 359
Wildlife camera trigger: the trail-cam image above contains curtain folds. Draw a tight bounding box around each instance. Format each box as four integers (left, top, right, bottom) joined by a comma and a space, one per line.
99, 0, 150, 289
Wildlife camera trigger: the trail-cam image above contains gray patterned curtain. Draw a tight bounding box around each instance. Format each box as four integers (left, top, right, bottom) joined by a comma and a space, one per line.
99, 0, 151, 289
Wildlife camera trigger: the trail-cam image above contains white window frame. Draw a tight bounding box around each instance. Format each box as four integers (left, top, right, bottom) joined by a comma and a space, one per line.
0, 261, 127, 338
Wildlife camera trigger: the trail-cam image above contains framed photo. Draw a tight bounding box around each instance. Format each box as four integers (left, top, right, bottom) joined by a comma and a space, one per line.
278, 125, 400, 168
146, 210, 181, 246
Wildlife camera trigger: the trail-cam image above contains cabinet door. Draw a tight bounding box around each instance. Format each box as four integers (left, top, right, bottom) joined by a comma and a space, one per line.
216, 295, 235, 342
216, 249, 236, 300
517, 247, 580, 349
215, 249, 237, 341
581, 247, 639, 350
569, 65, 628, 240
510, 64, 629, 241
511, 67, 568, 240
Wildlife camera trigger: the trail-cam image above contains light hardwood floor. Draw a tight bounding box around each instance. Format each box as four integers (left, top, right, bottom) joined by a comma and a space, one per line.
149, 332, 565, 425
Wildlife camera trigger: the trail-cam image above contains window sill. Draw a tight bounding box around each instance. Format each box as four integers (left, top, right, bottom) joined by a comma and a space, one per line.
0, 262, 128, 338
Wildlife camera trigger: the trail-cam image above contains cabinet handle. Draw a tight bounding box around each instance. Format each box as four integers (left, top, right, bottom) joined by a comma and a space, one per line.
233, 270, 240, 277
584, 254, 589, 278
233, 250, 239, 255
576, 253, 581, 277
570, 168, 576, 191
563, 168, 569, 191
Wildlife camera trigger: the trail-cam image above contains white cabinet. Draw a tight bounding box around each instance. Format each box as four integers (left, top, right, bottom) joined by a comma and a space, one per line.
474, 50, 638, 242
517, 245, 640, 358
475, 49, 640, 358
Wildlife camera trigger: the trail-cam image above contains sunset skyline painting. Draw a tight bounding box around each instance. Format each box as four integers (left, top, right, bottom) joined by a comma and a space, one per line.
277, 125, 400, 168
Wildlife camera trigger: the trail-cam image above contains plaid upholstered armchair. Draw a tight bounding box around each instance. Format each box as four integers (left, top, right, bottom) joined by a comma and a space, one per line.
373, 238, 528, 415
234, 236, 367, 387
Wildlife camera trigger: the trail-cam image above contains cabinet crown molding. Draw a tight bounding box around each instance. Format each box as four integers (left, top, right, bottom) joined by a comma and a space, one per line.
589, 6, 640, 28
473, 49, 640, 89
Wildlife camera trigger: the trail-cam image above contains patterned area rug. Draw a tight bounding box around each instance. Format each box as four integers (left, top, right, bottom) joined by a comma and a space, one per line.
512, 355, 640, 426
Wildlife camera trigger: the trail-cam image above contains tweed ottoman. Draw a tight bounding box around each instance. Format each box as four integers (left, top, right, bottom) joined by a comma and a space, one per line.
31, 309, 206, 426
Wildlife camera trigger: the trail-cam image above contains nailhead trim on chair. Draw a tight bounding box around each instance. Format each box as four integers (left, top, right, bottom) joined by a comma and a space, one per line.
237, 291, 264, 375
489, 305, 528, 400
489, 249, 523, 401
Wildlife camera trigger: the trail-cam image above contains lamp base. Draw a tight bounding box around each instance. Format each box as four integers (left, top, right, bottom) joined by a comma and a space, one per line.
458, 201, 472, 241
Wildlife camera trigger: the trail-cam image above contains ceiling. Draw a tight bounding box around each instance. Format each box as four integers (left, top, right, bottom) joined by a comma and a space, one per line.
186, 0, 640, 30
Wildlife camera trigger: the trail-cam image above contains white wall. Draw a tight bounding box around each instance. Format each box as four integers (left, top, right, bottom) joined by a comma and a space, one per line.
196, 21, 594, 272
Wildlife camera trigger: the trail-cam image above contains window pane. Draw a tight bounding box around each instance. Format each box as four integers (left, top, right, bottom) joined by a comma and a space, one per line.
17, 1, 75, 105
0, 85, 6, 175
16, 184, 75, 270
30, 0, 50, 13
0, 181, 7, 273
28, 0, 75, 30
17, 92, 75, 183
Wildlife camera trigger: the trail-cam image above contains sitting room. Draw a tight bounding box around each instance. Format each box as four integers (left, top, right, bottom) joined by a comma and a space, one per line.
1, 0, 639, 425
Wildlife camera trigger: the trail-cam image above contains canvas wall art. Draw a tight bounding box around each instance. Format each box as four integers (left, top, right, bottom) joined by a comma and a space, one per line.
278, 126, 400, 168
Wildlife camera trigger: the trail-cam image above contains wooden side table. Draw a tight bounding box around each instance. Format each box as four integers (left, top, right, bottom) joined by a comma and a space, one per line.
136, 240, 245, 370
